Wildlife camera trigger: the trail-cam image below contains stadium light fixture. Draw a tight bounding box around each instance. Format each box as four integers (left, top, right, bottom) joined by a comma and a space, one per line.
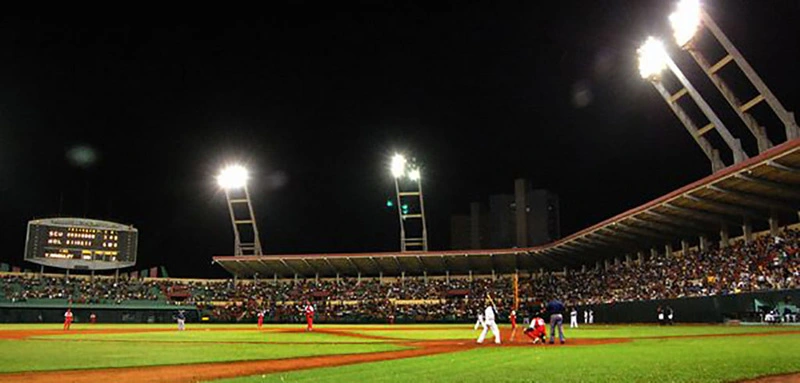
637, 37, 668, 80
669, 0, 702, 48
390, 154, 407, 178
408, 168, 421, 181
217, 165, 249, 190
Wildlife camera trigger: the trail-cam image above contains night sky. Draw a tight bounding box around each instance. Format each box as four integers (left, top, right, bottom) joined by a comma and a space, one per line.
1, 1, 798, 278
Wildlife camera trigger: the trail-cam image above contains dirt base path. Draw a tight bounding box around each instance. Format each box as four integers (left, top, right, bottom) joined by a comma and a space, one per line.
738, 373, 800, 383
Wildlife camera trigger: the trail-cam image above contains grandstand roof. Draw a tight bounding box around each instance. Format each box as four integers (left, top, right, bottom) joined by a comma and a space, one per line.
214, 138, 800, 278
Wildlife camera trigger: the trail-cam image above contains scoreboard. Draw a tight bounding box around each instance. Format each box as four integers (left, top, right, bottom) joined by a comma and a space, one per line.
25, 218, 138, 270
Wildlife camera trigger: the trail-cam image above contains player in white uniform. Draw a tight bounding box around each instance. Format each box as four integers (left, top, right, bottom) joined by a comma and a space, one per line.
583, 310, 588, 324
474, 313, 485, 331
570, 308, 578, 328
476, 299, 501, 344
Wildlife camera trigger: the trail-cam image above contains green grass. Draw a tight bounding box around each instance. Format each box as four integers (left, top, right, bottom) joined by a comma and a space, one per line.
0, 339, 405, 373
347, 324, 796, 341
33, 329, 382, 343
2, 323, 799, 382
215, 334, 800, 383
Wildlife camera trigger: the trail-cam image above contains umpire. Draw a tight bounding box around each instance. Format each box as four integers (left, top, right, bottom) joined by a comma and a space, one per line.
547, 299, 566, 344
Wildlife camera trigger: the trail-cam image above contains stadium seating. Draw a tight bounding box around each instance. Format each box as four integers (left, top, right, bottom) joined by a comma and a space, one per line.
1, 230, 797, 323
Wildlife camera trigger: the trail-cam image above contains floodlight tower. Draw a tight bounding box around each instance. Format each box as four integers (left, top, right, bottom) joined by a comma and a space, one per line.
638, 37, 746, 173
669, 0, 799, 148
217, 165, 263, 255
390, 154, 428, 252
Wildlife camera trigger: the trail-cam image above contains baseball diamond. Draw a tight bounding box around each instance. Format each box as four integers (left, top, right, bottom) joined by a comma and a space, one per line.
2, 0, 800, 382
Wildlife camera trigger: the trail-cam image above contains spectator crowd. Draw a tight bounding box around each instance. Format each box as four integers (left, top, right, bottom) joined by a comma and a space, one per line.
1, 230, 797, 323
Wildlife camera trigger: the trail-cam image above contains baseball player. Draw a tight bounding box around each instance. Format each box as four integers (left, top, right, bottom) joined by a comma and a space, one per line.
303, 300, 315, 332
589, 309, 594, 324
583, 310, 588, 324
570, 308, 578, 328
63, 308, 73, 331
176, 310, 186, 331
509, 310, 518, 341
89, 312, 97, 324
547, 299, 565, 344
257, 309, 266, 329
476, 295, 501, 344
523, 316, 546, 344
474, 312, 485, 331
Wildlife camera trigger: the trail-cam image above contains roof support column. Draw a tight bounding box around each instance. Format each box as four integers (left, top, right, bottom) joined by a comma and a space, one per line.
401, 271, 405, 287
294, 273, 298, 282
469, 270, 473, 282
742, 219, 753, 244
581, 265, 587, 273
273, 273, 277, 286
357, 272, 361, 284
769, 212, 780, 236
423, 271, 428, 285
563, 266, 568, 274
445, 270, 450, 284
625, 254, 632, 266
699, 235, 710, 252
665, 244, 673, 259
681, 240, 690, 256
637, 251, 645, 265
594, 263, 600, 271
650, 248, 658, 259
604, 259, 610, 271
719, 225, 730, 248
336, 273, 340, 284
379, 271, 383, 285
491, 269, 496, 281
315, 272, 319, 284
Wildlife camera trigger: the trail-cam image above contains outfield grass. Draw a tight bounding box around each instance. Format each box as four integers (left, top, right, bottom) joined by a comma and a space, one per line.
215, 334, 800, 383
0, 339, 405, 373
33, 329, 383, 343
348, 324, 796, 341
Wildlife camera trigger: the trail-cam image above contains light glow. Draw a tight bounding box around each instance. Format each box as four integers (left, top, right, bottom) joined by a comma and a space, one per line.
637, 37, 668, 80
217, 165, 249, 189
408, 168, 421, 181
390, 154, 407, 178
669, 0, 702, 47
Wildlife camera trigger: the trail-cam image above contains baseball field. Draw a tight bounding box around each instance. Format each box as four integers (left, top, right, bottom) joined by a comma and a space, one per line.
0, 323, 798, 382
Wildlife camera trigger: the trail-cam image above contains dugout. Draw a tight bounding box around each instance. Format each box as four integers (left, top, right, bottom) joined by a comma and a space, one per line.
577, 288, 800, 324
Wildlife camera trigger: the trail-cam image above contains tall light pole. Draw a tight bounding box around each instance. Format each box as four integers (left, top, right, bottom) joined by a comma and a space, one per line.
670, 0, 799, 147
217, 164, 263, 256
638, 37, 746, 172
390, 154, 428, 252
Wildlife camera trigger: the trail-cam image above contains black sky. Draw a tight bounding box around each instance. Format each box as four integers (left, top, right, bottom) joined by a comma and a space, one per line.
1, 1, 798, 278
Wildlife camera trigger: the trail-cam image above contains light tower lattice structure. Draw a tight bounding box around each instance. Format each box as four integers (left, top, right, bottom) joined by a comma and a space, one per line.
670, 0, 799, 149
638, 37, 746, 173
218, 165, 263, 256
391, 154, 428, 252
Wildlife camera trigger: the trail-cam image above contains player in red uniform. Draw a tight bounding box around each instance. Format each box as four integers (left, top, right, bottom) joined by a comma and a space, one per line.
63, 308, 74, 330
509, 310, 518, 341
303, 300, 315, 332
257, 309, 265, 329
89, 312, 97, 324
523, 316, 546, 344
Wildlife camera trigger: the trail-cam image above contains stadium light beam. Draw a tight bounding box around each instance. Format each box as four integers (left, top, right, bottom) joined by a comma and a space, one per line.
408, 168, 421, 181
390, 154, 407, 178
217, 165, 249, 190
669, 0, 701, 48
637, 37, 668, 80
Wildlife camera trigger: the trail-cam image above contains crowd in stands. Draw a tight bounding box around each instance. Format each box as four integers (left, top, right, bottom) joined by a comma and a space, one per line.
1, 230, 797, 323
